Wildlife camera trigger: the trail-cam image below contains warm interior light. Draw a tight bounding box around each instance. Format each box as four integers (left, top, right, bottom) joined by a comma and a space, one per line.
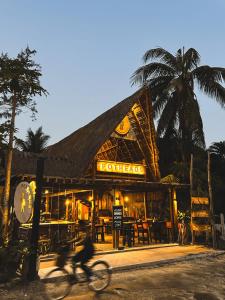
124, 196, 129, 202
65, 199, 70, 206
45, 189, 49, 194
115, 199, 120, 206
88, 196, 93, 201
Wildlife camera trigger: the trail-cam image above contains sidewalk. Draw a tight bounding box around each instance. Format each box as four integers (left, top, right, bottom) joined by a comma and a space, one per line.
39, 245, 224, 279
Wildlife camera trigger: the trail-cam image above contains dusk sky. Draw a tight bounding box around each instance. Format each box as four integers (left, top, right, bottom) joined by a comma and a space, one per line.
1, 0, 225, 147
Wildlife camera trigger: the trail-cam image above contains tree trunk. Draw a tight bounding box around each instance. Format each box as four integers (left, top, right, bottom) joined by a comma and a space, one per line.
3, 95, 17, 242
145, 90, 161, 181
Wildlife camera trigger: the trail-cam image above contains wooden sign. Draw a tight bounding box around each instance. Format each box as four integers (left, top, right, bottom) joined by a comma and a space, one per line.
113, 205, 123, 230
191, 224, 211, 232
97, 160, 145, 175
191, 197, 209, 205
191, 210, 209, 218
14, 182, 34, 223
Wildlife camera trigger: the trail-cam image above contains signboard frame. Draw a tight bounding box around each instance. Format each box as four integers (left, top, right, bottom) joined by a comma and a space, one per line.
97, 160, 146, 176
112, 205, 123, 230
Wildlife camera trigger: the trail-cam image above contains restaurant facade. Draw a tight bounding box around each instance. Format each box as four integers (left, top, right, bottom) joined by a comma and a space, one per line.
1, 88, 189, 251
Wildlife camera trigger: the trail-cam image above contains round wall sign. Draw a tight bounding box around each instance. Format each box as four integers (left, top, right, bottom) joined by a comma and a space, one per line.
115, 116, 130, 135
14, 181, 34, 223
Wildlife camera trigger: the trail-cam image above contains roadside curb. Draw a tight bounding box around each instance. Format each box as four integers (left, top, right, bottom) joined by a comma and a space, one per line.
40, 243, 179, 262
111, 250, 225, 273
39, 250, 225, 280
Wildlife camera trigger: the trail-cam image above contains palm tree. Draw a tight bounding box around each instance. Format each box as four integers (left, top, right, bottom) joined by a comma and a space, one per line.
131, 47, 225, 156
209, 141, 225, 160
16, 127, 50, 153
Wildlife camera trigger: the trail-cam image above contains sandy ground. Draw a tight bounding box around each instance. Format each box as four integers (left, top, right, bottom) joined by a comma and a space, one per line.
1, 254, 225, 300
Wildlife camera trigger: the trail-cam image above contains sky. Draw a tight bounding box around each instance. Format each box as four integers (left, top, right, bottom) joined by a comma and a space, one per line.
0, 0, 225, 147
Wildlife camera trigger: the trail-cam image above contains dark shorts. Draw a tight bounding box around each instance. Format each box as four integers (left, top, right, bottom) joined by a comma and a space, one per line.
73, 250, 94, 264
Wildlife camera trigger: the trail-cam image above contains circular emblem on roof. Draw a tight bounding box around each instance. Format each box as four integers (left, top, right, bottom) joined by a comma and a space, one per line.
115, 116, 130, 135
14, 182, 34, 223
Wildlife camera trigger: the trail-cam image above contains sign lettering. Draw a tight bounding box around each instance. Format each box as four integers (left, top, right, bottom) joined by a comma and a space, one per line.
97, 160, 145, 175
113, 205, 123, 230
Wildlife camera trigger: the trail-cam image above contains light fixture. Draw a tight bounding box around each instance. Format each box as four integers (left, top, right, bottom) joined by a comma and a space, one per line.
124, 196, 129, 203
65, 199, 70, 206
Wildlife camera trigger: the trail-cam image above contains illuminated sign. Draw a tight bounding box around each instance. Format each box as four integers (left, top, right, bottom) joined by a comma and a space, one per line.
14, 181, 34, 223
97, 160, 145, 175
115, 116, 130, 135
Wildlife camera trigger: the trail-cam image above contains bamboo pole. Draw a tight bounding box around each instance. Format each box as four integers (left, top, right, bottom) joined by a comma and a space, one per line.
208, 152, 216, 248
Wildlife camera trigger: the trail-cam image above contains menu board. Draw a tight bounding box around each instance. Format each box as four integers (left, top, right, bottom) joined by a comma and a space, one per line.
113, 205, 123, 230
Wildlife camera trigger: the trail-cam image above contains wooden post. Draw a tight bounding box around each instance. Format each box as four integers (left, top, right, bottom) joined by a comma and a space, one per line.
190, 154, 194, 244
169, 188, 175, 242
208, 152, 216, 248
45, 194, 49, 213
91, 190, 97, 242
220, 213, 225, 238
27, 157, 45, 281
144, 192, 147, 220
173, 189, 178, 229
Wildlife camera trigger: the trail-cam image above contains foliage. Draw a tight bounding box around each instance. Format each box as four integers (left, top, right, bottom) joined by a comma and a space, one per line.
177, 210, 190, 223
131, 47, 225, 163
0, 239, 30, 282
15, 126, 50, 153
0, 47, 48, 122
209, 141, 225, 160
0, 47, 48, 239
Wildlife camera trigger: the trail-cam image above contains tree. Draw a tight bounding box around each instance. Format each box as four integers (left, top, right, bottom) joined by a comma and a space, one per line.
16, 127, 50, 153
0, 47, 48, 240
209, 141, 225, 160
131, 47, 225, 163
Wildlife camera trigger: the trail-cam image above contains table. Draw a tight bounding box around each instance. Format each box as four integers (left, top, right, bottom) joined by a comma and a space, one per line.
19, 220, 76, 250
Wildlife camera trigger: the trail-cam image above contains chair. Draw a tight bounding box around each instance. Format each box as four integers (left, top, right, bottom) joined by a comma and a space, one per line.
135, 221, 150, 244
122, 223, 135, 247
95, 224, 105, 242
165, 221, 173, 243
151, 221, 162, 243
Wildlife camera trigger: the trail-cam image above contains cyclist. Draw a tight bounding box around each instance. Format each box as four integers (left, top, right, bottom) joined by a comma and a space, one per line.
72, 227, 95, 281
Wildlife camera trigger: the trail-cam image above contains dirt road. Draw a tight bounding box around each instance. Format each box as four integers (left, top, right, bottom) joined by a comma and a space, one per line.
1, 254, 225, 299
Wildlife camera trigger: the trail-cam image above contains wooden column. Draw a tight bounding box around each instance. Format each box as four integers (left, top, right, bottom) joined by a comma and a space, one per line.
190, 154, 194, 244
172, 189, 178, 229
169, 188, 176, 242
45, 194, 49, 213
144, 192, 148, 220
27, 157, 45, 281
91, 190, 98, 242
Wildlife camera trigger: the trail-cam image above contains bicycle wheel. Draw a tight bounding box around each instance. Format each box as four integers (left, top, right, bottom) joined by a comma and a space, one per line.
89, 260, 112, 292
43, 267, 72, 300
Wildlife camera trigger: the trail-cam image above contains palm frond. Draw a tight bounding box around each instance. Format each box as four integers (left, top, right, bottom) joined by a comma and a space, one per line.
194, 67, 225, 107
131, 62, 175, 86
209, 141, 225, 158
157, 94, 178, 136
183, 48, 200, 70
143, 47, 177, 69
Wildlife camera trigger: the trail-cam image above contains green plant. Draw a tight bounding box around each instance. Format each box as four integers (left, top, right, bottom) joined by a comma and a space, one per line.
0, 239, 30, 282
177, 210, 190, 223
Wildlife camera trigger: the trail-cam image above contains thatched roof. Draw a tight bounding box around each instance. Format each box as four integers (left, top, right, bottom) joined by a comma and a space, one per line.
10, 88, 146, 178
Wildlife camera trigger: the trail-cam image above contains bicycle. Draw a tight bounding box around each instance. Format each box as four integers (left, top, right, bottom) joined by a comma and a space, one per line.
43, 242, 112, 300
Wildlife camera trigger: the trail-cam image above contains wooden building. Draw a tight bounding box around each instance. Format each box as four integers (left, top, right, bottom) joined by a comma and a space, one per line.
1, 88, 189, 248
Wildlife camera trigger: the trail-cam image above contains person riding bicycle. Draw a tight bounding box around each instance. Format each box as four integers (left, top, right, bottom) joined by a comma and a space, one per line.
72, 227, 95, 281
